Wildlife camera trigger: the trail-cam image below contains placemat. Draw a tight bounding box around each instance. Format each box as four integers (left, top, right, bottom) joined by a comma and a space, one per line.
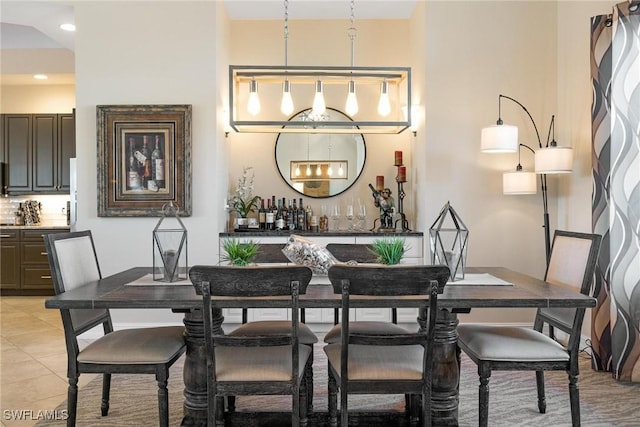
125, 274, 191, 286
447, 272, 512, 286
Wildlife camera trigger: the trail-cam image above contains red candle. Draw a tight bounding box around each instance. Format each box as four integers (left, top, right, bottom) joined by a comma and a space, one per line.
376, 175, 384, 191
394, 150, 403, 166
398, 166, 407, 183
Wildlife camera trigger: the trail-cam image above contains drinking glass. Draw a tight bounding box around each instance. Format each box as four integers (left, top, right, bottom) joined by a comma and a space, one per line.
330, 204, 341, 231
356, 201, 367, 231
345, 199, 355, 230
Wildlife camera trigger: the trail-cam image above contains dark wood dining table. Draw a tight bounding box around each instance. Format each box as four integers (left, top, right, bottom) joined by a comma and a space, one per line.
45, 266, 596, 426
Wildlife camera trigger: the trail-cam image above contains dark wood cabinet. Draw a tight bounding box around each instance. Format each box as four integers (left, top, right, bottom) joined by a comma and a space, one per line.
0, 227, 69, 295
1, 113, 75, 195
0, 229, 20, 289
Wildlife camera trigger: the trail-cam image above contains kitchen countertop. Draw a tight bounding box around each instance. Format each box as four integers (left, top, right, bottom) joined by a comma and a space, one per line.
0, 224, 70, 230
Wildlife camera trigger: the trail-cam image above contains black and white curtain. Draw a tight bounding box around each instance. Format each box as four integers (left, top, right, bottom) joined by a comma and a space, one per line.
590, 1, 640, 382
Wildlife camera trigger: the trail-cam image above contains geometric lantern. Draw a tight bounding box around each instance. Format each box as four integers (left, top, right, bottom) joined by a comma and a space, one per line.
153, 202, 188, 282
429, 201, 469, 281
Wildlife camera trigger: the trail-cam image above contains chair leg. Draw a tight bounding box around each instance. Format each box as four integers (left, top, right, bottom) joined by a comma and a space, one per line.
298, 373, 307, 427
536, 370, 547, 413
227, 396, 236, 412
214, 396, 225, 427
568, 372, 581, 427
67, 376, 78, 427
328, 368, 338, 427
306, 348, 314, 414
478, 369, 491, 427
340, 381, 348, 427
409, 394, 419, 426
157, 377, 169, 427
100, 373, 111, 416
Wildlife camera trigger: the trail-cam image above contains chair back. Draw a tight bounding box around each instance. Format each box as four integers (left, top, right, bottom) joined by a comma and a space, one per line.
326, 243, 377, 263
189, 265, 312, 383
327, 264, 449, 387
44, 231, 111, 356
537, 230, 601, 346
246, 243, 289, 263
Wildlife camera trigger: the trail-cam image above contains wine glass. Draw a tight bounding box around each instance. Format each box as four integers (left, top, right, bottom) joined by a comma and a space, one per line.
330, 204, 341, 231
356, 200, 367, 231
345, 199, 355, 230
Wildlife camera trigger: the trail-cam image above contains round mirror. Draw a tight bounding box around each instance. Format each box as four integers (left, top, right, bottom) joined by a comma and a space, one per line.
275, 108, 366, 198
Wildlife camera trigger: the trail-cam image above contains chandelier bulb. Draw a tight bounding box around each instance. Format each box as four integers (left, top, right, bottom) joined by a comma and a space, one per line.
345, 80, 358, 116
280, 80, 294, 116
295, 164, 301, 177
247, 78, 260, 116
377, 80, 391, 117
338, 163, 344, 176
312, 80, 326, 116
316, 163, 322, 176
306, 164, 312, 176
327, 165, 334, 176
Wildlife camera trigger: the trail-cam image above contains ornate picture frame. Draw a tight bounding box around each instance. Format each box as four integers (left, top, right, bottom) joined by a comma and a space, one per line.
97, 104, 192, 217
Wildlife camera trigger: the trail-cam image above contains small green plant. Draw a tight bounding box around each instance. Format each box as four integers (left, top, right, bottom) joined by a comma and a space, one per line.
368, 238, 408, 265
221, 238, 259, 266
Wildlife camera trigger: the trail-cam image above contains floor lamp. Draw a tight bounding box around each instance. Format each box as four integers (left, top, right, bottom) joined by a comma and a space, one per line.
481, 95, 573, 266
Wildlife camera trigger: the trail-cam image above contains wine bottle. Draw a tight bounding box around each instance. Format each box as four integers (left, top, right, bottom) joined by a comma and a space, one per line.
289, 199, 297, 230
305, 204, 313, 231
297, 198, 306, 231
265, 198, 275, 230
127, 137, 141, 190
151, 135, 165, 190
258, 198, 266, 230
281, 198, 289, 230
270, 196, 278, 230
140, 135, 152, 189
275, 199, 285, 230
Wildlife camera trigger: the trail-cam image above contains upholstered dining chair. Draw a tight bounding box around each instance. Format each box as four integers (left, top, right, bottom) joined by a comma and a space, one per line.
324, 264, 450, 427
44, 230, 186, 427
190, 264, 314, 427
457, 230, 601, 427
224, 243, 318, 413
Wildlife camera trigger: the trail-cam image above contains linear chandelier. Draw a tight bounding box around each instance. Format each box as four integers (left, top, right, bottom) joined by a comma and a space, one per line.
228, 0, 411, 134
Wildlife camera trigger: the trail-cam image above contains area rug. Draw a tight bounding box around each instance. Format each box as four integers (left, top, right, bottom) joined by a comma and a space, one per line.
37, 346, 639, 426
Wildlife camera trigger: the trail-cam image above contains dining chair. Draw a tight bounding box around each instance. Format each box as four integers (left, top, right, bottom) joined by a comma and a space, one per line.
44, 230, 186, 427
457, 230, 602, 427
324, 264, 450, 427
190, 264, 314, 427
225, 243, 318, 413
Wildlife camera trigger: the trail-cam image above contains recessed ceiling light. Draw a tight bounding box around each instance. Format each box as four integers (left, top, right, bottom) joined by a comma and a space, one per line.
33, 74, 48, 80
60, 23, 76, 32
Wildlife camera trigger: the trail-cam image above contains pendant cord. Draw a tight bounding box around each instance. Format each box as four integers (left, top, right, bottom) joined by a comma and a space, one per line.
283, 0, 289, 67
348, 0, 357, 68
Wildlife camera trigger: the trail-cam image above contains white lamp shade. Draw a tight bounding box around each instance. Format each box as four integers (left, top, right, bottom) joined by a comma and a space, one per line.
503, 171, 537, 195
535, 147, 573, 174
481, 124, 518, 153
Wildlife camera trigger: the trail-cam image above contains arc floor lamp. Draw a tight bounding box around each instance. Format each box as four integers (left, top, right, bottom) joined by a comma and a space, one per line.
481, 94, 573, 266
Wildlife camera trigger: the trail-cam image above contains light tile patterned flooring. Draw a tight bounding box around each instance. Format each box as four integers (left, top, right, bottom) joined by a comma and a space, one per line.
0, 296, 95, 427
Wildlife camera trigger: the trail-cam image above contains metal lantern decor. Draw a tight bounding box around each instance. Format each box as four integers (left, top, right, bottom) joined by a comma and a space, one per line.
153, 202, 188, 282
429, 201, 469, 281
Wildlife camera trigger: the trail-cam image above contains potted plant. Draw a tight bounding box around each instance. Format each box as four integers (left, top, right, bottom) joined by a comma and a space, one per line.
368, 237, 408, 265
230, 166, 260, 228
221, 238, 260, 266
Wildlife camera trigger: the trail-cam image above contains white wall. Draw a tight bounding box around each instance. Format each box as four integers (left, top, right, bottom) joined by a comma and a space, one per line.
0, 84, 75, 113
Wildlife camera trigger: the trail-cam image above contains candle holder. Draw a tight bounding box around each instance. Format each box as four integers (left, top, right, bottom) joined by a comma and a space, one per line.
394, 163, 411, 232
153, 202, 188, 282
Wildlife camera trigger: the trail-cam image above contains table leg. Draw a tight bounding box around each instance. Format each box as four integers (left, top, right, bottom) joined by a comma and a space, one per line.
419, 307, 460, 426
180, 307, 224, 426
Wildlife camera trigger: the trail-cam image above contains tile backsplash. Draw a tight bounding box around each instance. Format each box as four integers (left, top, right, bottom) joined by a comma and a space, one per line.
0, 195, 70, 226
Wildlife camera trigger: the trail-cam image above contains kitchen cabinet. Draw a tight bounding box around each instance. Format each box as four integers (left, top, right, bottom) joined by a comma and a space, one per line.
218, 231, 424, 325
1, 113, 75, 194
0, 227, 70, 295
0, 229, 20, 289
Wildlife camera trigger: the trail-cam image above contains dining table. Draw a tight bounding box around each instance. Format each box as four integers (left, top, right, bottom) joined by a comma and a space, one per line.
45, 266, 596, 426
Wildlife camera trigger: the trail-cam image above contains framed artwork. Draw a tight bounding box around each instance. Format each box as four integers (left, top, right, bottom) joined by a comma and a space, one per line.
97, 104, 192, 217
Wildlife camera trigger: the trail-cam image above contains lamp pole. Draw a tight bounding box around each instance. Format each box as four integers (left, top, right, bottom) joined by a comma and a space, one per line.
499, 95, 551, 266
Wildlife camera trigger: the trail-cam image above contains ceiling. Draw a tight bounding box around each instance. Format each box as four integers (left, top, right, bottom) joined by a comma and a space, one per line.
0, 0, 417, 86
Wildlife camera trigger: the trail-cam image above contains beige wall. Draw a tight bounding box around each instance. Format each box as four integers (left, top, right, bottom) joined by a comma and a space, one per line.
1, 1, 618, 327
0, 84, 75, 113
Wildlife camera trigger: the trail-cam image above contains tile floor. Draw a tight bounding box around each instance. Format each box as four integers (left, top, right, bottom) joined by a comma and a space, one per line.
0, 296, 96, 427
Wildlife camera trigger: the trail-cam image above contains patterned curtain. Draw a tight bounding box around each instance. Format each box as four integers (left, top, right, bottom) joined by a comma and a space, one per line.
590, 1, 640, 383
